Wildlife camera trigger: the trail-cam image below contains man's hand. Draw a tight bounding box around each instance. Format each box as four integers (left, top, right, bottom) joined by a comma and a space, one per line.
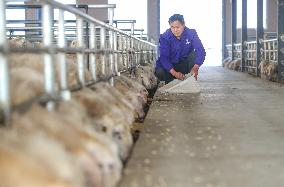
170, 68, 185, 80
191, 64, 200, 80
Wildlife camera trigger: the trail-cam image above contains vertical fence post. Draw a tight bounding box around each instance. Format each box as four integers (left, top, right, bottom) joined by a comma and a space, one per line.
277, 0, 284, 82
123, 35, 128, 70
0, 0, 10, 126
89, 23, 97, 81
108, 7, 114, 85
100, 26, 106, 76
130, 22, 135, 67
76, 16, 85, 86
58, 9, 70, 100
42, 3, 56, 110
113, 31, 119, 76
117, 33, 123, 72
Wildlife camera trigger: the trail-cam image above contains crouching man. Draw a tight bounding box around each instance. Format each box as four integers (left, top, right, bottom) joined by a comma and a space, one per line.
155, 14, 206, 84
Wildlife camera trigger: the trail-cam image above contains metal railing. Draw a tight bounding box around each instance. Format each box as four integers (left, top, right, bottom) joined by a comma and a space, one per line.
244, 41, 257, 74
0, 0, 157, 125
261, 38, 278, 63
225, 38, 278, 76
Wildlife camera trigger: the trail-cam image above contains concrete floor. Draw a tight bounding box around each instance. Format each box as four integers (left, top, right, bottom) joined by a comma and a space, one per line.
119, 66, 284, 187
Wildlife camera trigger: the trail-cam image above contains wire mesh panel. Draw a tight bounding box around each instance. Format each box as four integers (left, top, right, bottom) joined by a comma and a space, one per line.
245, 41, 257, 74
262, 39, 278, 63
233, 43, 242, 59
260, 39, 278, 81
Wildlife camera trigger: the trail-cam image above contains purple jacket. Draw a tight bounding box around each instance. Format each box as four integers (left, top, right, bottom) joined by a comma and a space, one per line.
155, 27, 206, 72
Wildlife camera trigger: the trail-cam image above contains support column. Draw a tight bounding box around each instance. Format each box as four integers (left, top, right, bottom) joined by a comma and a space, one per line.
241, 0, 247, 72
222, 0, 226, 59
277, 0, 284, 82
256, 0, 264, 76
224, 0, 232, 59
147, 0, 159, 43
266, 0, 277, 33
231, 0, 237, 60
76, 0, 108, 21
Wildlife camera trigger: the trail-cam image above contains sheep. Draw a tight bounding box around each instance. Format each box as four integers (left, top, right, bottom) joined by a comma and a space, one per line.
130, 64, 158, 90
90, 82, 136, 126
229, 58, 241, 71
8, 36, 33, 48
12, 103, 122, 187
0, 129, 85, 187
222, 57, 232, 68
259, 60, 278, 81
8, 52, 93, 87
115, 75, 148, 105
72, 88, 133, 161
114, 76, 147, 119
9, 67, 46, 106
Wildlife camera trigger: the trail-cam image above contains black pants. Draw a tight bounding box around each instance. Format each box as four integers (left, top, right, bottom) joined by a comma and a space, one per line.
155, 51, 195, 84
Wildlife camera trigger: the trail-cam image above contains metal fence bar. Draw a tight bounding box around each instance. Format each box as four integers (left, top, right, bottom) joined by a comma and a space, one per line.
108, 6, 114, 85
88, 4, 116, 9
42, 3, 56, 107
57, 8, 70, 100
89, 22, 97, 81
44, 0, 155, 47
0, 0, 10, 126
76, 16, 85, 86
262, 39, 278, 63
113, 31, 118, 75
123, 35, 128, 69
100, 26, 106, 75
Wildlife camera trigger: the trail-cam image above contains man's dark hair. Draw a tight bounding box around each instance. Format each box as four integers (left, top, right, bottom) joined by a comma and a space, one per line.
168, 14, 185, 25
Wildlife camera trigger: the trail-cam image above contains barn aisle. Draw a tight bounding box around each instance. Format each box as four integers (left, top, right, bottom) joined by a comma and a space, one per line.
119, 66, 284, 187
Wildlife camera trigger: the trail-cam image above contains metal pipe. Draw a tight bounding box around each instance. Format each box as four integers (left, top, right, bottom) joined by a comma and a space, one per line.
89, 22, 97, 81
117, 33, 123, 70
0, 0, 10, 126
43, 0, 155, 46
42, 3, 56, 108
125, 36, 130, 69
134, 38, 138, 65
108, 7, 115, 85
140, 30, 143, 39
76, 16, 85, 86
109, 31, 114, 86
58, 9, 70, 100
113, 31, 119, 75
130, 22, 135, 68
8, 0, 156, 48
130, 37, 135, 68
88, 4, 116, 9
130, 22, 135, 35
138, 41, 142, 64
100, 26, 106, 75
58, 9, 67, 89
